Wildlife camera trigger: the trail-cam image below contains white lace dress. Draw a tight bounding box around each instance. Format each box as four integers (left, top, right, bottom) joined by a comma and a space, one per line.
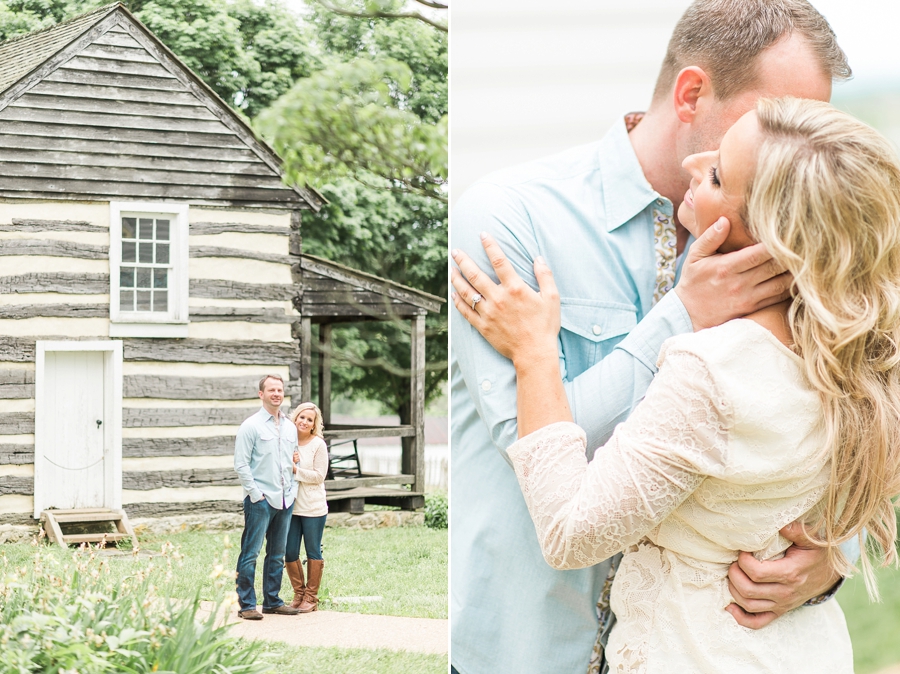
506, 319, 853, 673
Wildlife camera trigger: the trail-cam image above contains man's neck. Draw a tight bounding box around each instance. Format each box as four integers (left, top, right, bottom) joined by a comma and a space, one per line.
627, 108, 691, 253
263, 403, 281, 419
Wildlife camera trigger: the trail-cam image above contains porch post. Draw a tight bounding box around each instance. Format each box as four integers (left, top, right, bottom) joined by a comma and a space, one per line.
300, 317, 312, 403
318, 323, 333, 424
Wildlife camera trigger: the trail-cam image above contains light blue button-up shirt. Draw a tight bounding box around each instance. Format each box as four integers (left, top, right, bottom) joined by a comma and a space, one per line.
234, 407, 298, 509
450, 118, 693, 674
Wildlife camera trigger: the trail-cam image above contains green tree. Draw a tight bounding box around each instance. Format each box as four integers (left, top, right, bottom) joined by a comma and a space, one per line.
257, 0, 448, 417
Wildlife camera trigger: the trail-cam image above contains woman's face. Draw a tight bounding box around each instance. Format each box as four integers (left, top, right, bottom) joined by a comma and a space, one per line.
295, 409, 317, 437
678, 110, 762, 254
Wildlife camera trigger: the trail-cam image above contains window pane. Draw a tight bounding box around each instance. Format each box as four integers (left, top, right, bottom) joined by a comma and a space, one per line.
156, 220, 170, 241
153, 268, 168, 289
136, 290, 151, 311
136, 268, 152, 288
156, 243, 169, 264
120, 289, 134, 311
119, 266, 135, 289
153, 291, 168, 312
122, 241, 136, 263
138, 218, 154, 240
122, 217, 136, 239
138, 242, 153, 263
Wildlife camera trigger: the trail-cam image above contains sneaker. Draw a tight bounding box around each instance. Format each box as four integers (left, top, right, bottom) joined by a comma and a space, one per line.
262, 604, 300, 615
237, 609, 263, 620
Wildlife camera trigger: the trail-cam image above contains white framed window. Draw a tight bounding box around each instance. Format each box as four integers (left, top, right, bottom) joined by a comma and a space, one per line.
109, 202, 189, 338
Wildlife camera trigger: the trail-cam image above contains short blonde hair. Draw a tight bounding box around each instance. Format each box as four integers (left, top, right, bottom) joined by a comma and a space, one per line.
290, 402, 325, 438
747, 97, 900, 598
652, 0, 850, 104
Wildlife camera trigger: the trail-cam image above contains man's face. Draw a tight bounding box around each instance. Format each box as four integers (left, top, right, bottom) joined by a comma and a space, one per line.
684, 33, 833, 161
259, 378, 284, 410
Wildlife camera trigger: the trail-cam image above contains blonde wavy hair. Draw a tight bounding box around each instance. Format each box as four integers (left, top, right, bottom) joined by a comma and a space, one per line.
290, 402, 325, 439
746, 97, 900, 598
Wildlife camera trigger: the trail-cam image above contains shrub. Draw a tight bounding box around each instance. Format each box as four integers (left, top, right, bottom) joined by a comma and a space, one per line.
0, 541, 268, 674
424, 492, 448, 530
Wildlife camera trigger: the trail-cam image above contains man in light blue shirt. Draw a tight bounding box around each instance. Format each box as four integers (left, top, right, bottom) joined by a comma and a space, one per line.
450, 1, 852, 672
234, 374, 299, 619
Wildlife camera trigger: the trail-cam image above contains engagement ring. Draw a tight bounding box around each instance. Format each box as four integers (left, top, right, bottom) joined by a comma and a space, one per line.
471, 293, 483, 310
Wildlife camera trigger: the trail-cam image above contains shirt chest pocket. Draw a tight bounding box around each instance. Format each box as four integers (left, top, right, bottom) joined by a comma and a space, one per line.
559, 299, 637, 378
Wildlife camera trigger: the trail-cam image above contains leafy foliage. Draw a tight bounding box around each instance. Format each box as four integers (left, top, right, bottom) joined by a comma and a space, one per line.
0, 542, 265, 674
423, 491, 448, 530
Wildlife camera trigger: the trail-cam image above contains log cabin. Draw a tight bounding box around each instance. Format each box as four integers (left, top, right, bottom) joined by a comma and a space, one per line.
0, 3, 442, 537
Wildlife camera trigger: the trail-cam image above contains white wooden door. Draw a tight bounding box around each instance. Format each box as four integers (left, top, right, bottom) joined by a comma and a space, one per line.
39, 351, 107, 509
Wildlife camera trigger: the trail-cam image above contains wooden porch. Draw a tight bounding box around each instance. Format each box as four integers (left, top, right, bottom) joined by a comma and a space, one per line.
294, 254, 443, 513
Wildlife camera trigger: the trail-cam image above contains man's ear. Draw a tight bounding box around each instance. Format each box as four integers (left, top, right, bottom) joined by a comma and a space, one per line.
673, 66, 712, 123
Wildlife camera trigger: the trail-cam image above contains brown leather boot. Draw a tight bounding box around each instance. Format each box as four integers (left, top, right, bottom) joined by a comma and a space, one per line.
298, 559, 323, 613
285, 560, 306, 609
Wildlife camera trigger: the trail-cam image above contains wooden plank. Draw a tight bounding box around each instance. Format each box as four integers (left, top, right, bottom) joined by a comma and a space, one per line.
300, 318, 312, 403
0, 304, 107, 319
0, 177, 301, 204
52, 511, 123, 523
0, 383, 34, 398
123, 407, 257, 428
45, 64, 183, 91
123, 375, 259, 400
123, 339, 299, 364
323, 486, 424, 500
79, 42, 163, 64
300, 304, 420, 318
124, 500, 241, 518
0, 272, 108, 294
92, 31, 148, 49
407, 315, 426, 493
0, 412, 33, 434
0, 119, 244, 149
189, 307, 294, 323
62, 55, 178, 79
190, 246, 295, 265
122, 467, 238, 490
324, 474, 414, 489
0, 475, 33, 495
365, 494, 425, 511
0, 147, 273, 176
188, 279, 295, 301
0, 106, 228, 134
0, 239, 108, 259
189, 222, 289, 236
41, 511, 66, 548
302, 290, 388, 304
0, 160, 287, 189
0, 132, 258, 162
0, 444, 33, 465
0, 337, 36, 362
122, 436, 234, 458
324, 425, 416, 440
62, 533, 129, 544
0, 370, 34, 385
319, 324, 332, 424
0, 219, 104, 232
11, 92, 215, 120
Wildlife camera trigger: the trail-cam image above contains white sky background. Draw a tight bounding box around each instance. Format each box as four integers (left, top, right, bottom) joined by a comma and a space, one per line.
450, 0, 900, 202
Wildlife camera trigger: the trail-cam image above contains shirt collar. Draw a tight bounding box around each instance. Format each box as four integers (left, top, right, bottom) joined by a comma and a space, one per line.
597, 115, 663, 232
257, 406, 283, 422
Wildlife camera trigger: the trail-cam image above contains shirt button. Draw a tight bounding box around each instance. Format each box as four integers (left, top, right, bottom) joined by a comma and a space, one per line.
592, 325, 602, 336
656, 198, 664, 207
481, 380, 492, 391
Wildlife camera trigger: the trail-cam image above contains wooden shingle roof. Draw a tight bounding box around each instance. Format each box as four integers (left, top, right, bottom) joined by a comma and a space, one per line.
0, 3, 323, 210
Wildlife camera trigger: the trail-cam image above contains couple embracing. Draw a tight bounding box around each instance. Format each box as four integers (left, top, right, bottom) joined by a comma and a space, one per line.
233, 374, 330, 620
450, 1, 900, 672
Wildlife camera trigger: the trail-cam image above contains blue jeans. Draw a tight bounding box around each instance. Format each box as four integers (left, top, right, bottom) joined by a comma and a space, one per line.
235, 496, 292, 610
285, 513, 327, 562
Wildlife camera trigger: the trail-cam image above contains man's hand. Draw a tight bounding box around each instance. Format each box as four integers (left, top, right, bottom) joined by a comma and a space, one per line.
725, 522, 841, 629
675, 217, 792, 331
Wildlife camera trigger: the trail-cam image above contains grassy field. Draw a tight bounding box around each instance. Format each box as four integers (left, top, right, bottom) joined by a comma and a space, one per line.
2, 526, 447, 619
839, 565, 900, 674
251, 642, 447, 674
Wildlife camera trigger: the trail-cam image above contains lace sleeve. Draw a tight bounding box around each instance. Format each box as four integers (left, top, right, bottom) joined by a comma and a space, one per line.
507, 348, 732, 570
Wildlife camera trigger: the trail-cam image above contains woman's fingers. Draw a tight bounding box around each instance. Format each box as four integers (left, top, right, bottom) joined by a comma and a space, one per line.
480, 232, 521, 286
451, 290, 484, 330
450, 266, 485, 314
452, 247, 499, 299
533, 256, 559, 302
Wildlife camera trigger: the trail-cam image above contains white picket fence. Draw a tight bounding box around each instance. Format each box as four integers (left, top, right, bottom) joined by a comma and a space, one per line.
357, 444, 448, 492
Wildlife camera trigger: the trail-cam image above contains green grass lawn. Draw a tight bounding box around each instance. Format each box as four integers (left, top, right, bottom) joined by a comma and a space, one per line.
251, 642, 447, 674
838, 565, 900, 673
2, 526, 447, 620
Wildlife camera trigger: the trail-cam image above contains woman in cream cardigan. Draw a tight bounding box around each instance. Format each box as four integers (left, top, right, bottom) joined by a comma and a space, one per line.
284, 402, 329, 612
